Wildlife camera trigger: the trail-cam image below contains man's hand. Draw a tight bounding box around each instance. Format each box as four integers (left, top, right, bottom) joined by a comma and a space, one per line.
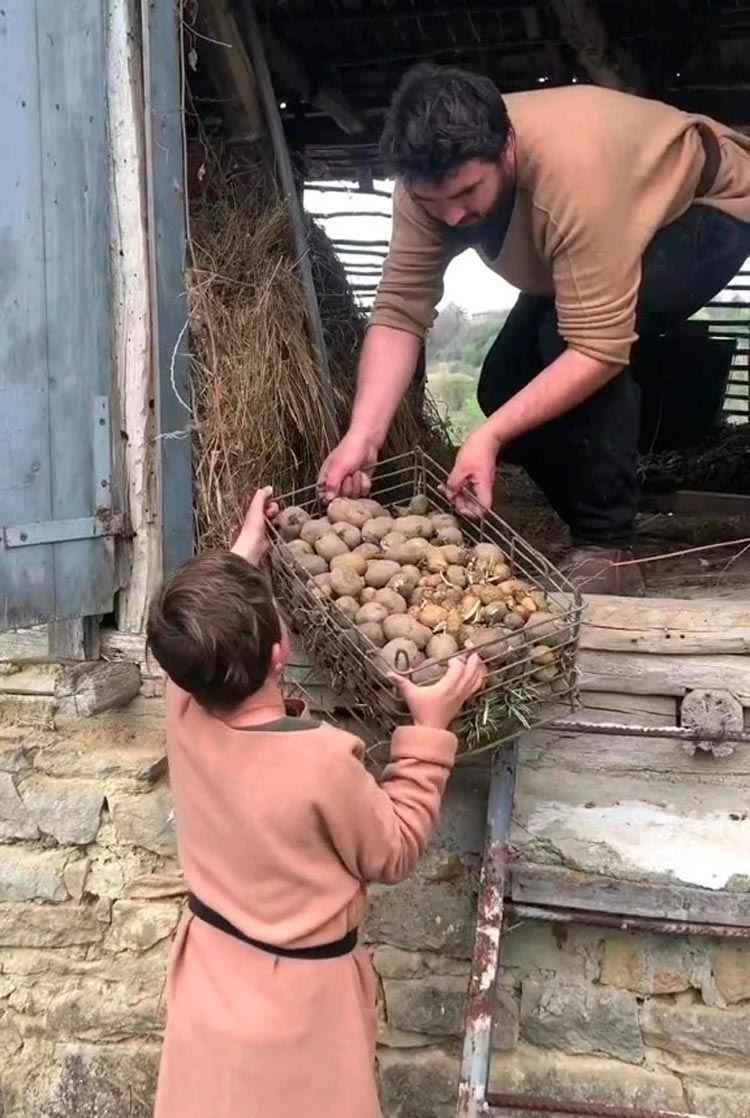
231, 486, 279, 566
318, 431, 379, 503
445, 424, 501, 518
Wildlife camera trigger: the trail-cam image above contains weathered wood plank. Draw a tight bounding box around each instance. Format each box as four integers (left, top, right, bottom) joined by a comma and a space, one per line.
579, 649, 750, 704
581, 596, 750, 655
521, 730, 750, 776
509, 863, 750, 925
577, 691, 676, 726
108, 0, 158, 633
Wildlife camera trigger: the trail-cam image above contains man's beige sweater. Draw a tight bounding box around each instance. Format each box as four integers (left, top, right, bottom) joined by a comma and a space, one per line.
369, 85, 750, 366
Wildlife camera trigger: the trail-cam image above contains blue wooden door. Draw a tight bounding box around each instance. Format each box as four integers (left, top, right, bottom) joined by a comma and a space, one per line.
0, 1, 119, 631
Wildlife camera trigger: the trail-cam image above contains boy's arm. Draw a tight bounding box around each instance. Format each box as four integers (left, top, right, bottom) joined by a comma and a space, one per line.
317, 726, 458, 885
230, 486, 278, 566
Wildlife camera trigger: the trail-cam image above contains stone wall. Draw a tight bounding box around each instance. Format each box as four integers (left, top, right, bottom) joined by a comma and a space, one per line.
1, 668, 749, 1117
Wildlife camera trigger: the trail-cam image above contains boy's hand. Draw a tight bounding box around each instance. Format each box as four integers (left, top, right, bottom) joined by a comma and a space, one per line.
391, 655, 487, 731
230, 486, 279, 566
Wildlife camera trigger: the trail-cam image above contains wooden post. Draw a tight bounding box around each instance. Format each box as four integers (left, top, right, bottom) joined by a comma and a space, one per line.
236, 0, 339, 450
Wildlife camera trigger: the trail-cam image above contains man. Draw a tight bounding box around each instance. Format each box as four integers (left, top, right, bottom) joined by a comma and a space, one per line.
318, 65, 750, 594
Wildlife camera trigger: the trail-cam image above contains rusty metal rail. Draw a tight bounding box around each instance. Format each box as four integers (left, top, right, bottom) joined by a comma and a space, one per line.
456, 739, 718, 1118
547, 717, 750, 746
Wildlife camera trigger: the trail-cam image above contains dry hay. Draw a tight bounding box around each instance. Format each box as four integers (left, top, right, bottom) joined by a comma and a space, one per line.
189, 182, 448, 550
638, 423, 750, 494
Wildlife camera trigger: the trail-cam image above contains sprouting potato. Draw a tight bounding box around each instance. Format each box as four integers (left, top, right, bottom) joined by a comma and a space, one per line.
418, 603, 448, 630
445, 565, 467, 589
424, 546, 448, 573
440, 544, 467, 567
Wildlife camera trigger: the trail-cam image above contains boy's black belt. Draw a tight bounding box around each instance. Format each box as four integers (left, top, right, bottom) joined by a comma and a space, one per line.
187, 893, 358, 959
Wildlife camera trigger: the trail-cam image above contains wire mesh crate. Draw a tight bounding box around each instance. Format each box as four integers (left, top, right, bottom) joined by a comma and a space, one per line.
269, 449, 583, 752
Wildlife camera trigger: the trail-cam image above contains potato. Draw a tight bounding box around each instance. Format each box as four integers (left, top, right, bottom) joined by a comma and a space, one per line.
444, 609, 464, 637
464, 629, 509, 663
300, 518, 332, 546
326, 498, 372, 528
412, 659, 446, 684
394, 515, 434, 540
425, 545, 448, 573
434, 525, 464, 547
361, 587, 377, 603
461, 594, 482, 621
409, 587, 427, 607
296, 553, 327, 577
380, 638, 421, 672
493, 563, 513, 582
354, 542, 381, 562
365, 559, 402, 589
387, 564, 421, 597
520, 595, 538, 614
386, 538, 431, 566
430, 512, 458, 532
504, 610, 527, 631
286, 538, 313, 557
357, 621, 385, 648
530, 643, 555, 667
409, 494, 430, 516
499, 579, 532, 597
334, 595, 360, 621
426, 633, 459, 661
315, 532, 350, 563
526, 611, 567, 649
418, 603, 448, 630
381, 530, 407, 551
483, 601, 509, 625
330, 566, 365, 600
356, 601, 389, 626
530, 590, 550, 611
331, 522, 362, 549
374, 588, 408, 615
473, 542, 506, 566
362, 516, 394, 543
441, 544, 467, 567
313, 572, 333, 600
330, 551, 367, 577
357, 499, 387, 519
383, 614, 432, 649
445, 564, 467, 589
534, 664, 559, 684
475, 584, 503, 605
276, 506, 310, 541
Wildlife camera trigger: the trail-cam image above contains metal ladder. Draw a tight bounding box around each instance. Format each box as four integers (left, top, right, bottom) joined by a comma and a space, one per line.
454, 719, 750, 1118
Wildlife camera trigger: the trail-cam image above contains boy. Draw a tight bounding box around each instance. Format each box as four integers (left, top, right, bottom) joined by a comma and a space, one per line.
147, 487, 485, 1118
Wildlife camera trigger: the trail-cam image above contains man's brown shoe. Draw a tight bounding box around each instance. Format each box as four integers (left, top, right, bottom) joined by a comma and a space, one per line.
560, 547, 645, 596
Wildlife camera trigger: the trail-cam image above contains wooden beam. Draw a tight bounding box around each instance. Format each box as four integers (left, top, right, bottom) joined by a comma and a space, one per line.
108, 0, 158, 634
550, 0, 645, 92
510, 862, 750, 925
258, 24, 365, 136
580, 649, 750, 704
581, 595, 750, 655
194, 0, 265, 147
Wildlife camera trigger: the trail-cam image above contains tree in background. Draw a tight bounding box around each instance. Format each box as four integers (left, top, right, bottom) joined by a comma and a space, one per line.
426, 303, 511, 441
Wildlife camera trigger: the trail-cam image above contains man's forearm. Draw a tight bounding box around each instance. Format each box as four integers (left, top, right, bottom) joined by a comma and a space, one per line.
484, 347, 622, 448
349, 325, 422, 447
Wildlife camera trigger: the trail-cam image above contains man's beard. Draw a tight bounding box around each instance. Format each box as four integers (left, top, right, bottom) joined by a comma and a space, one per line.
443, 179, 517, 258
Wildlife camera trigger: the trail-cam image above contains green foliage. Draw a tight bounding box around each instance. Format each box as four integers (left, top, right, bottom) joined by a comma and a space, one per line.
426, 303, 510, 440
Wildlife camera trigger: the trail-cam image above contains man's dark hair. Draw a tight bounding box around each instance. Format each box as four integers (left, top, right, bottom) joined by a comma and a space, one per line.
146, 551, 281, 711
379, 64, 512, 185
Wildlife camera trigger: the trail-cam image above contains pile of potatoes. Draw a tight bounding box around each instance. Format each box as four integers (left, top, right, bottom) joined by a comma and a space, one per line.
276, 495, 568, 690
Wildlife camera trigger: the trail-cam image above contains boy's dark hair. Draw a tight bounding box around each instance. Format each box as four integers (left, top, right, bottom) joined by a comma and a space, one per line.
380, 64, 512, 185
146, 551, 281, 711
